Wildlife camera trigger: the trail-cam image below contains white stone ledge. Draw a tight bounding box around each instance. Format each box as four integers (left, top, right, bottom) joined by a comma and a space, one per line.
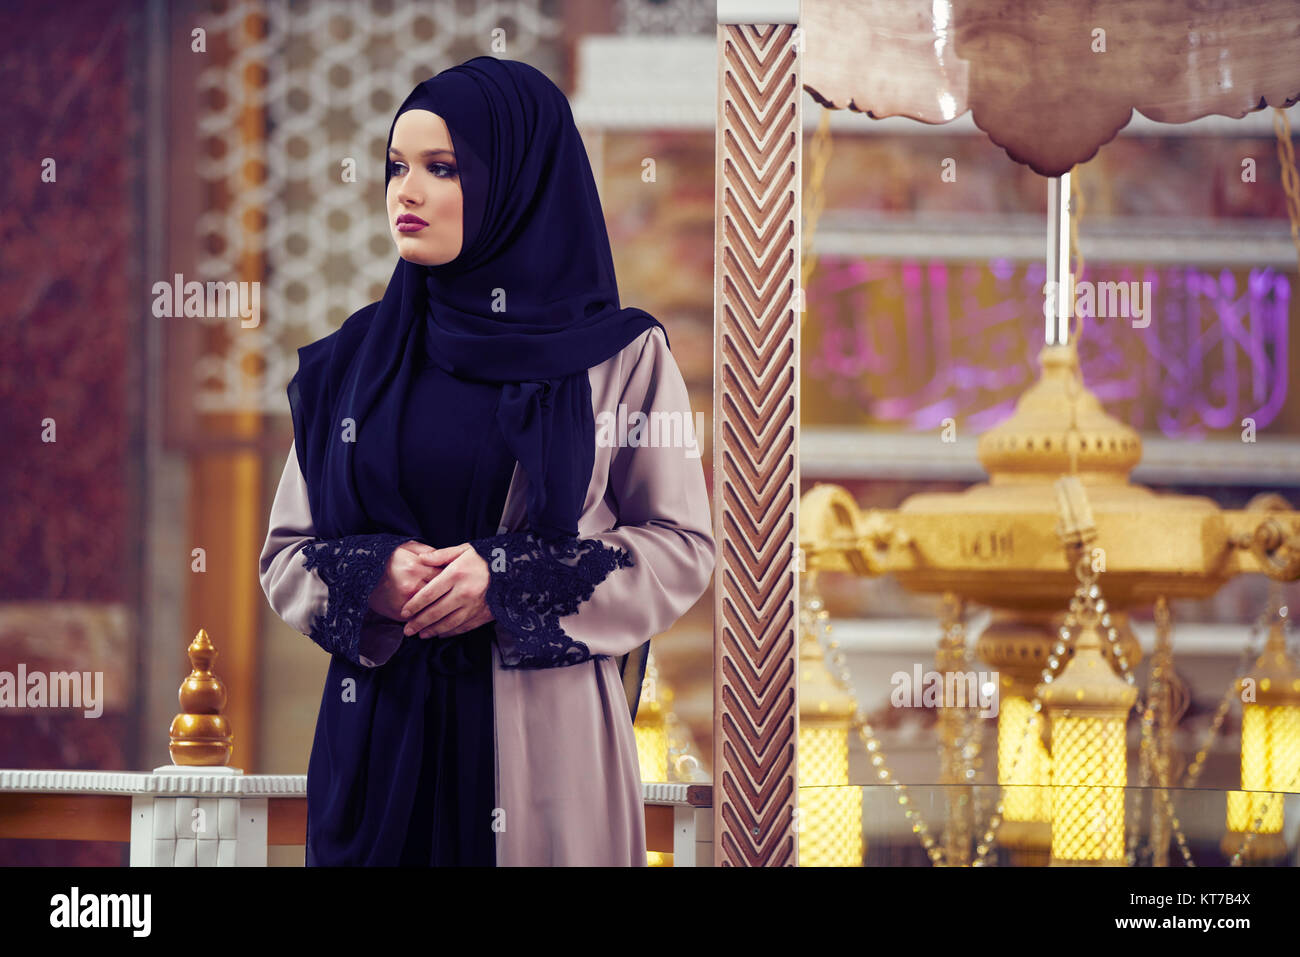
0, 769, 307, 796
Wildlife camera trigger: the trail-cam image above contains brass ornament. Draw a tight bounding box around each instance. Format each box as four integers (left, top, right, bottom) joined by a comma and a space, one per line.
168, 628, 234, 766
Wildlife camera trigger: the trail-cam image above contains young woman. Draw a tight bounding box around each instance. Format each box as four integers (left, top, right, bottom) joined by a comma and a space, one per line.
258, 56, 714, 866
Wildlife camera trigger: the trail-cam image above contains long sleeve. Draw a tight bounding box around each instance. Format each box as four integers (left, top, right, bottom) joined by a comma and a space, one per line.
258, 440, 411, 668
470, 326, 715, 668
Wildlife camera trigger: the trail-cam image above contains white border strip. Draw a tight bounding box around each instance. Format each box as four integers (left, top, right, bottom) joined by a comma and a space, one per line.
809, 212, 1298, 266
717, 0, 799, 24
823, 614, 1287, 657
570, 35, 1300, 136
800, 430, 1300, 486
0, 769, 306, 796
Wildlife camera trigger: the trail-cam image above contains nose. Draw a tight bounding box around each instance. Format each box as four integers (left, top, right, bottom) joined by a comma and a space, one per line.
395, 179, 423, 207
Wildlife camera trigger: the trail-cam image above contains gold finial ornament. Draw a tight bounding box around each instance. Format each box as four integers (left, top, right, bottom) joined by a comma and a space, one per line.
978, 346, 1141, 484
168, 628, 234, 766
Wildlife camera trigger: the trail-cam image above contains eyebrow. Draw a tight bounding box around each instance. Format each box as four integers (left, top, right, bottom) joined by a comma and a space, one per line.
388, 147, 456, 159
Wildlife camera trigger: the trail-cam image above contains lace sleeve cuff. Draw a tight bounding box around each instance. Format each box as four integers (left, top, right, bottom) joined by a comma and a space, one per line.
469, 530, 634, 669
299, 533, 411, 665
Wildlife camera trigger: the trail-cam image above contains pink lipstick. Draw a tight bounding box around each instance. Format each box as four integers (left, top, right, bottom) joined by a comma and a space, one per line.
396, 213, 428, 233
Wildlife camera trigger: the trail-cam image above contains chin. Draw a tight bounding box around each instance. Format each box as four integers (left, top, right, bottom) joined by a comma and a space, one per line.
396, 242, 454, 267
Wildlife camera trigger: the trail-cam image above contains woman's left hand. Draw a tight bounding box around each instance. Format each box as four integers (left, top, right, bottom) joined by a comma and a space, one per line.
398, 542, 495, 638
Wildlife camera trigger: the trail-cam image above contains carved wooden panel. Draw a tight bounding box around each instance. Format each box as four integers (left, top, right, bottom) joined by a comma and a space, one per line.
713, 19, 802, 866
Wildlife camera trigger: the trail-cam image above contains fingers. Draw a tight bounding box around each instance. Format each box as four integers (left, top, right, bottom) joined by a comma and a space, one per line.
406, 602, 454, 637
404, 576, 475, 636
412, 604, 493, 640
397, 546, 487, 637
400, 571, 451, 622
426, 542, 472, 566
406, 592, 469, 636
402, 543, 472, 578
397, 543, 439, 577
399, 541, 448, 569
395, 547, 443, 585
413, 607, 465, 639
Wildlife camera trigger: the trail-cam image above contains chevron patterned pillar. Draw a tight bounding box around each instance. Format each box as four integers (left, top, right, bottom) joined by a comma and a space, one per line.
713, 1, 802, 866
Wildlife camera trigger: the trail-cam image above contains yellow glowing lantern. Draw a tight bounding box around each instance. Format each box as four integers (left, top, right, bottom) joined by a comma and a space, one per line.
635, 659, 668, 785
798, 606, 864, 866
1041, 618, 1136, 866
634, 652, 671, 866
1223, 618, 1300, 861
999, 691, 1052, 828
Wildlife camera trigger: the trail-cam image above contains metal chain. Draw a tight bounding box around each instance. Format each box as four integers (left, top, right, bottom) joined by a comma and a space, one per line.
1124, 597, 1164, 866
1230, 759, 1300, 866
969, 556, 1199, 866
1274, 107, 1300, 276
789, 101, 1300, 872
936, 594, 984, 865
800, 107, 833, 327
1181, 600, 1279, 788
1147, 599, 1195, 866
1229, 603, 1296, 866
803, 566, 1237, 866
1127, 718, 1152, 864
968, 555, 1108, 866
801, 574, 946, 864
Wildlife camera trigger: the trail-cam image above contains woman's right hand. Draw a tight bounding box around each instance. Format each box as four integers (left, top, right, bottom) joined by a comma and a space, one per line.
367, 540, 441, 621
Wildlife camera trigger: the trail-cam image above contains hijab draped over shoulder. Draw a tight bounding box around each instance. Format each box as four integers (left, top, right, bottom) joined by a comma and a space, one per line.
288, 56, 667, 545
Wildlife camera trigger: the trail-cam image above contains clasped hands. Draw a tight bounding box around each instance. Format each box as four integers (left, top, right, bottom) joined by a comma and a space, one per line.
366, 540, 495, 639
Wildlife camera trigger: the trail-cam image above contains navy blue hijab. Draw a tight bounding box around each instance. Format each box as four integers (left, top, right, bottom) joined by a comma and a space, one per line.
288, 57, 666, 546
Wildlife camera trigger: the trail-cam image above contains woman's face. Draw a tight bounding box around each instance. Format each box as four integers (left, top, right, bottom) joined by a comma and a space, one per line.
387, 109, 463, 265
